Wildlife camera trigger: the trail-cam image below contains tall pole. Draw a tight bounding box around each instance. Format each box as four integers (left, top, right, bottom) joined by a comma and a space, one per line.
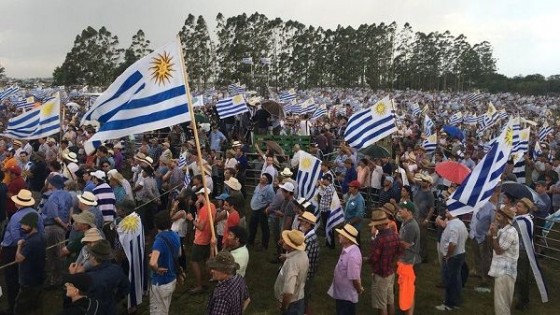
176, 35, 218, 256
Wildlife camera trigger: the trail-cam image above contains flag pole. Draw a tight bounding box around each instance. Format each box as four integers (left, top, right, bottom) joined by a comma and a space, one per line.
176, 35, 218, 256
59, 92, 65, 142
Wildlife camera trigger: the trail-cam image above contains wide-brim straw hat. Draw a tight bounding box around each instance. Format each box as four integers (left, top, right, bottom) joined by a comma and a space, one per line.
64, 152, 79, 163
280, 167, 293, 177
12, 189, 35, 207
282, 230, 306, 251
299, 211, 317, 225
335, 224, 359, 245
78, 191, 98, 206
224, 177, 242, 191
369, 210, 390, 227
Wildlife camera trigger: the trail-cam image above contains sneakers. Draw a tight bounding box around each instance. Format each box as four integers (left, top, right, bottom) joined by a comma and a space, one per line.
435, 304, 456, 311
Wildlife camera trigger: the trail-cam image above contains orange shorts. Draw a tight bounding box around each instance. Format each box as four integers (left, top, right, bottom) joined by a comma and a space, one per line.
397, 261, 416, 311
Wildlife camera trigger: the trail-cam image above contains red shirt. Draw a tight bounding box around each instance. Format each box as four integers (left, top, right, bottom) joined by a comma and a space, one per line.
222, 210, 240, 246
7, 176, 26, 216
369, 228, 401, 277
194, 203, 217, 246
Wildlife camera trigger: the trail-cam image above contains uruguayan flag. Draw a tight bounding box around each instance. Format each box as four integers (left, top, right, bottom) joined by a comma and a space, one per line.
538, 122, 553, 141
478, 102, 498, 133
533, 141, 543, 160
0, 86, 19, 101
326, 193, 344, 246
279, 89, 296, 103
410, 103, 421, 116
216, 95, 248, 119
497, 110, 508, 121
449, 112, 463, 125
344, 96, 396, 149
312, 104, 327, 120
422, 134, 438, 155
296, 152, 322, 200
241, 57, 253, 65
300, 98, 317, 114
424, 114, 435, 136
117, 212, 145, 310
447, 119, 515, 216
227, 83, 245, 95
81, 39, 191, 154
1, 94, 60, 139
463, 113, 478, 125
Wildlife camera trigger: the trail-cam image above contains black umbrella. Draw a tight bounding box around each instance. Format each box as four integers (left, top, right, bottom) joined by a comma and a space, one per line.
500, 181, 535, 201
359, 144, 390, 158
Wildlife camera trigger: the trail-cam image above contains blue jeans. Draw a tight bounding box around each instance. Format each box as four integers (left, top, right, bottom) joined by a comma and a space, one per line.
443, 253, 465, 307
335, 299, 356, 315
282, 299, 304, 315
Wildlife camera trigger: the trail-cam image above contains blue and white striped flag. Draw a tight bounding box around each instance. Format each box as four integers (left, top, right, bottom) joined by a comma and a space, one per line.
449, 112, 463, 125
311, 104, 327, 120
216, 95, 248, 119
296, 152, 322, 200
117, 212, 145, 310
80, 39, 191, 154
533, 141, 543, 160
1, 94, 60, 139
279, 89, 297, 103
178, 152, 187, 168
497, 110, 508, 122
300, 98, 317, 114
241, 57, 253, 65
466, 92, 484, 104
0, 86, 19, 101
463, 112, 478, 125
447, 119, 515, 216
424, 114, 435, 136
344, 96, 396, 149
326, 192, 344, 246
410, 103, 421, 116
183, 171, 191, 187
227, 83, 245, 96
422, 134, 438, 155
538, 122, 553, 142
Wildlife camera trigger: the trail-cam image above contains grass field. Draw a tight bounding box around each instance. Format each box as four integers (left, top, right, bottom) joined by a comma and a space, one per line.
1, 227, 558, 314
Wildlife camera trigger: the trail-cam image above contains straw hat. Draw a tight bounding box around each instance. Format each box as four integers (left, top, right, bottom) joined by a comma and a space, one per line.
299, 211, 317, 225
281, 230, 306, 251
134, 152, 146, 161
407, 153, 417, 162
518, 197, 534, 210
64, 152, 79, 163
381, 203, 397, 216
420, 159, 435, 169
72, 211, 96, 228
498, 207, 516, 222
335, 224, 359, 245
224, 177, 242, 191
280, 167, 293, 177
369, 210, 390, 227
232, 141, 243, 148
78, 191, 98, 206
12, 140, 22, 147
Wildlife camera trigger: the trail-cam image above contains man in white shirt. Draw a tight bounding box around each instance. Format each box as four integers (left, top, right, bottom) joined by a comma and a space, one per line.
225, 226, 249, 277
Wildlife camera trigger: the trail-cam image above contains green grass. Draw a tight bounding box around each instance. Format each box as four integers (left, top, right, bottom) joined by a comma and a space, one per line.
2, 227, 558, 314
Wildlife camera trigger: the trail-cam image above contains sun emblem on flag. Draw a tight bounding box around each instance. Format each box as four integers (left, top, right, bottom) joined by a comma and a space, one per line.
40, 101, 55, 117
232, 94, 243, 104
511, 153, 518, 161
120, 214, 140, 233
301, 156, 312, 170
505, 127, 514, 146
375, 102, 386, 115
150, 51, 175, 85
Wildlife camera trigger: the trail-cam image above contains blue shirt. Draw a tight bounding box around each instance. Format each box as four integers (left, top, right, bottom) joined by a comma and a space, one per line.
344, 192, 365, 230
152, 230, 180, 285
471, 201, 495, 244
1, 207, 45, 247
41, 189, 73, 225
209, 130, 226, 151
342, 167, 357, 194
84, 181, 96, 192
250, 184, 275, 211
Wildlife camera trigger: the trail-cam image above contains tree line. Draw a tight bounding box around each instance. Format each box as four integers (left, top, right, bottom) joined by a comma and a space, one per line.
49, 12, 560, 96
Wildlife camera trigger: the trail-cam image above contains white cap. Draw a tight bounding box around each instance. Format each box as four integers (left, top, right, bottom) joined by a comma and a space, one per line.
196, 187, 212, 195
90, 170, 106, 180
279, 182, 295, 192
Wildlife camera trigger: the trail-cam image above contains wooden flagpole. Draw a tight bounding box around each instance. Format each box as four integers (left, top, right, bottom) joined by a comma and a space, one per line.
176, 35, 218, 256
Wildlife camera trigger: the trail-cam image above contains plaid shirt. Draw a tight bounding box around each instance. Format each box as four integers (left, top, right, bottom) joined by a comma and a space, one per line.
488, 224, 519, 279
318, 184, 335, 212
305, 229, 320, 280
369, 228, 401, 277
207, 274, 249, 315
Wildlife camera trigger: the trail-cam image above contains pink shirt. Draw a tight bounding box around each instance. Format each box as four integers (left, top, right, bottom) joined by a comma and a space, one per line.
327, 244, 362, 303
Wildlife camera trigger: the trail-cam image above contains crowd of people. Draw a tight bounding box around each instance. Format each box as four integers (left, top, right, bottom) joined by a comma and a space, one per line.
0, 87, 557, 315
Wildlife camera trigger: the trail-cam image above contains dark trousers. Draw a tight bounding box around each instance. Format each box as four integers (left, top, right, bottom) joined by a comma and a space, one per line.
1, 246, 18, 313
515, 250, 530, 306
269, 216, 282, 256
248, 208, 269, 249
14, 285, 43, 315
418, 220, 429, 261
335, 299, 356, 315
282, 299, 304, 315
321, 212, 335, 249
443, 253, 465, 308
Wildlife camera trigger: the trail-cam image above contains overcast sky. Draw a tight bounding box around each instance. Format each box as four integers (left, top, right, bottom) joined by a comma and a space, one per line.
1, 0, 558, 79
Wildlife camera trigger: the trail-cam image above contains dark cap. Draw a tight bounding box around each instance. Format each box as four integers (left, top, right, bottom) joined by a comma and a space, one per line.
20, 212, 38, 228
